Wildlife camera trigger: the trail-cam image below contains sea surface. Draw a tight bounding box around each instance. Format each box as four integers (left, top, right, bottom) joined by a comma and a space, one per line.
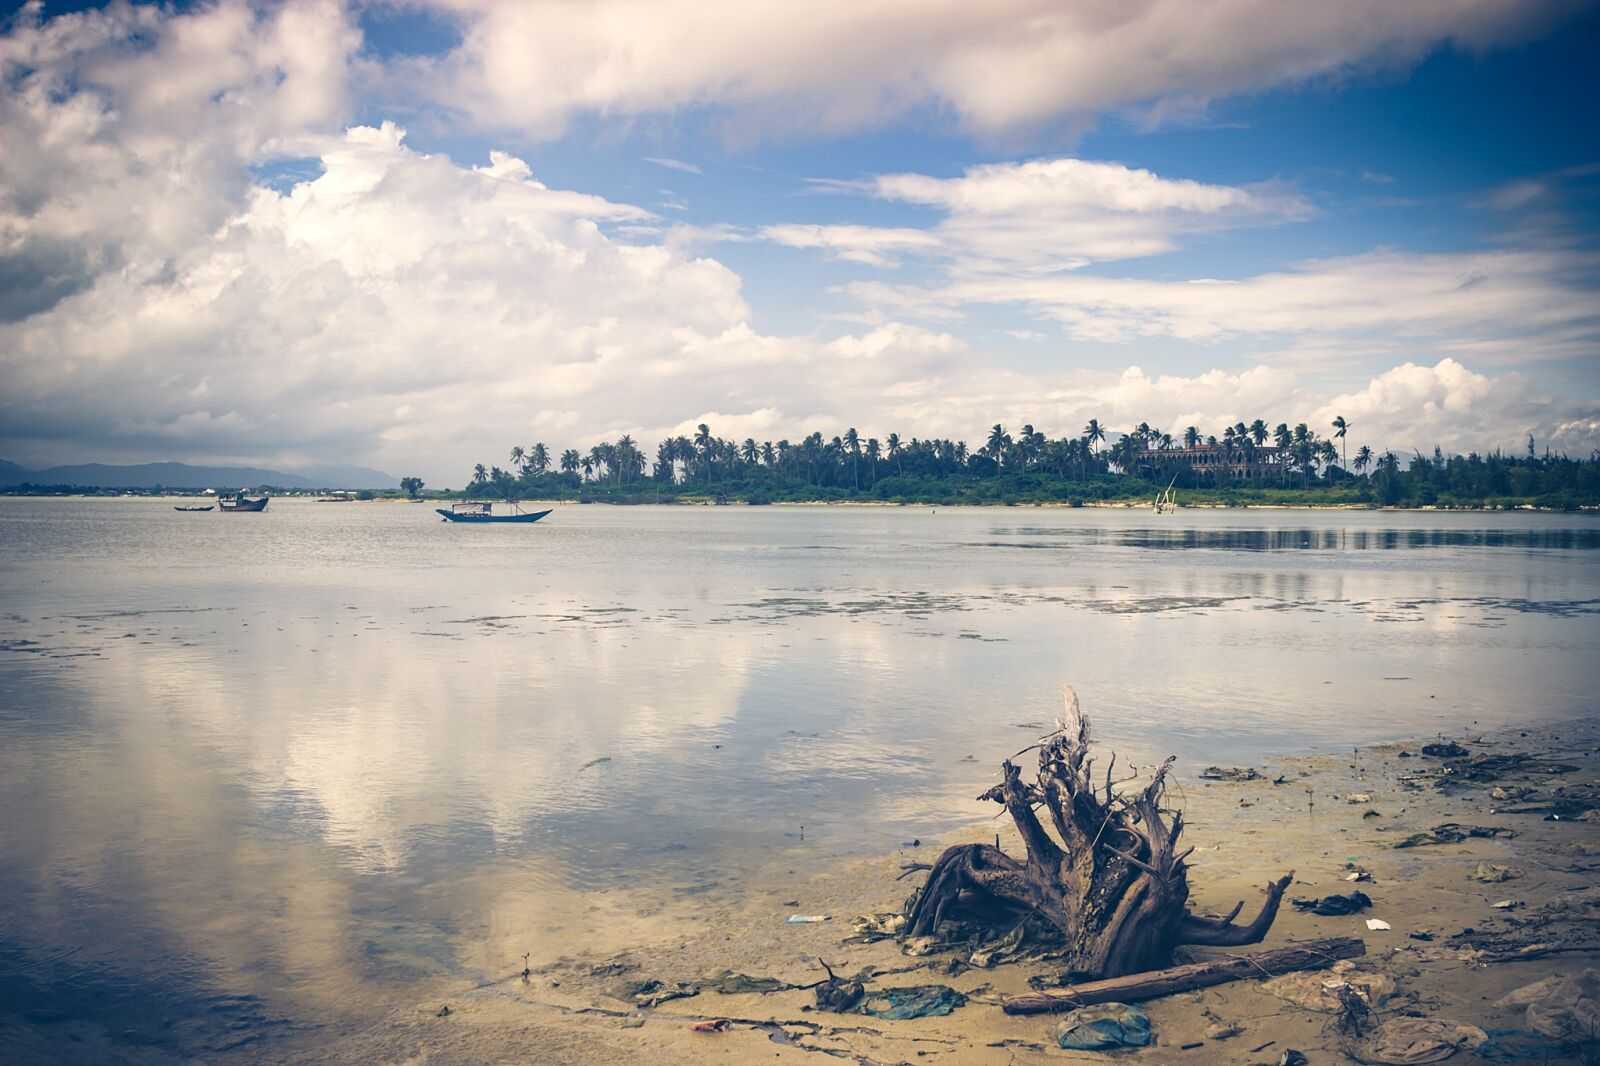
1, 498, 1596, 1059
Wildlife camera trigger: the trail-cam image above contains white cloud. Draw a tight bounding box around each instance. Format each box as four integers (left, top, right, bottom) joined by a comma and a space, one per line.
0, 0, 360, 320
849, 248, 1600, 357
759, 223, 942, 267
416, 0, 1571, 140
775, 157, 1310, 272
643, 156, 702, 175
1316, 359, 1599, 457
0, 0, 1593, 482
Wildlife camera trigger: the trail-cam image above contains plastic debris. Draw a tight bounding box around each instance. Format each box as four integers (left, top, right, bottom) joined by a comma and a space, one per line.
786, 914, 831, 923
1343, 1018, 1487, 1065
859, 984, 967, 1020
1347, 793, 1374, 804
1260, 960, 1396, 1012
969, 923, 1025, 968
1493, 969, 1600, 1040
1292, 891, 1372, 916
690, 1018, 731, 1033
813, 962, 864, 1013
1054, 1002, 1152, 1050
1199, 766, 1262, 782
702, 971, 789, 995
846, 912, 906, 943
1490, 899, 1522, 910
1393, 823, 1516, 848
1278, 1050, 1308, 1065
1472, 863, 1520, 883
1205, 1021, 1243, 1040
607, 978, 699, 1007
1367, 918, 1392, 930
1476, 1028, 1581, 1061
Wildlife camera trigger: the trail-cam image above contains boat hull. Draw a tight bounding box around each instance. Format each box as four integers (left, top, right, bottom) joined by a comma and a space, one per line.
436, 508, 552, 523
174, 505, 214, 511
219, 497, 269, 512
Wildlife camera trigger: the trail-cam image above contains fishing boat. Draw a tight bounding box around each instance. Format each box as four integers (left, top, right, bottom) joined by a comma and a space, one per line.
174, 505, 214, 512
436, 500, 552, 524
218, 495, 269, 512
1153, 476, 1178, 514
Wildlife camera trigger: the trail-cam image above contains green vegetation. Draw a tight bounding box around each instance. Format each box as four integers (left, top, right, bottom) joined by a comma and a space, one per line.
400, 476, 425, 499
464, 420, 1600, 510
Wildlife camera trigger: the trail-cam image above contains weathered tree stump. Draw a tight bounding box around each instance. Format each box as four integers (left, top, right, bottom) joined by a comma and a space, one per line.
905, 686, 1292, 979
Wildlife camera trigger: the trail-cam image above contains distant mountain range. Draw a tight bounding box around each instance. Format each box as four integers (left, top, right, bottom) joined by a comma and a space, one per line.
0, 459, 399, 490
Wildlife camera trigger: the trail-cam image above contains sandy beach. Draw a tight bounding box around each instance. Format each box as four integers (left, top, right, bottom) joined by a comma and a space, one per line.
231, 717, 1600, 1065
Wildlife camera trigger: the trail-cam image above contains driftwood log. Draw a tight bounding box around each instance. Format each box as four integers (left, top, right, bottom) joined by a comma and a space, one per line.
905, 686, 1294, 979
1002, 936, 1366, 1014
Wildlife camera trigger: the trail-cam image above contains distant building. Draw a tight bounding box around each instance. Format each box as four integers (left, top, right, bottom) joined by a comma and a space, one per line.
1151, 444, 1285, 478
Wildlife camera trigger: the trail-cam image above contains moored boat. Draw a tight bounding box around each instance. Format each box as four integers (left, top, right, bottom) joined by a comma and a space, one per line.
436, 501, 551, 524
174, 505, 214, 511
218, 495, 269, 512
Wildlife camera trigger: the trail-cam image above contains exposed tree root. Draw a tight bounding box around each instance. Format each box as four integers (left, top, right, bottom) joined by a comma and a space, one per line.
904, 686, 1292, 979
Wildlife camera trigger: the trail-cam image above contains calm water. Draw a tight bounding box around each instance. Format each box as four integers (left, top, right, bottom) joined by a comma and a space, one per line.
1, 499, 1597, 1059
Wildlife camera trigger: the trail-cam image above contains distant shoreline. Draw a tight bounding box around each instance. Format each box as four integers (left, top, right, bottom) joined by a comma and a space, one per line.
2, 492, 1594, 513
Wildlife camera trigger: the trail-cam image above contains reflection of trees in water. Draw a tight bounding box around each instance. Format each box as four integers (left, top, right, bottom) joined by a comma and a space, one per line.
988, 527, 1600, 552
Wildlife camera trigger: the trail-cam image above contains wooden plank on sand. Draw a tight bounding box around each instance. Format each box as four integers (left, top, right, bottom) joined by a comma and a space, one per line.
1001, 936, 1366, 1015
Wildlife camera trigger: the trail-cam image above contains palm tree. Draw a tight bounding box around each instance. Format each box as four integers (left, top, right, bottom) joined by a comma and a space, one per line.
616, 435, 639, 484
1083, 418, 1105, 454
886, 432, 903, 475
1183, 425, 1200, 450
489, 466, 514, 499
986, 424, 1009, 473
865, 437, 880, 487
530, 443, 549, 475
694, 423, 715, 483
472, 463, 488, 487
1332, 415, 1349, 473
1353, 444, 1373, 477
509, 445, 526, 471
579, 455, 594, 482
843, 427, 861, 489
760, 441, 776, 467
740, 438, 758, 465
1250, 419, 1268, 447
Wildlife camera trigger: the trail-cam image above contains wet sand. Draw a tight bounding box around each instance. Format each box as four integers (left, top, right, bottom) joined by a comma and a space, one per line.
263, 718, 1600, 1065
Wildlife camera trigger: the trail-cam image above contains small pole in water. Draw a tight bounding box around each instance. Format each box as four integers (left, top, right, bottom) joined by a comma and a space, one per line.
800, 825, 804, 841
521, 952, 531, 981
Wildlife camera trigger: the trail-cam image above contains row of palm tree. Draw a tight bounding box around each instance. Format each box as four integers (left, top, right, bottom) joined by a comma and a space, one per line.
470, 416, 1374, 492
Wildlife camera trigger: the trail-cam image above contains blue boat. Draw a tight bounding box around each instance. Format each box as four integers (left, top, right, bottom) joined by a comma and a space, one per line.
436, 501, 552, 524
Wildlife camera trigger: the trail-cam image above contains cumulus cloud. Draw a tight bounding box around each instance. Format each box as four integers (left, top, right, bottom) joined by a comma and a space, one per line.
0, 0, 359, 316
0, 0, 1594, 482
415, 0, 1571, 139
1316, 359, 1599, 457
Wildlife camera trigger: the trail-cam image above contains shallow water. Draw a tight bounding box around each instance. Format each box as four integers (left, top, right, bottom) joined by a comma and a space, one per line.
1, 499, 1596, 1059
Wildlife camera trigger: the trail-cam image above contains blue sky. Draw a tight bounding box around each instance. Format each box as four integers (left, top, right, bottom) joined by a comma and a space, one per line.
1, 0, 1596, 482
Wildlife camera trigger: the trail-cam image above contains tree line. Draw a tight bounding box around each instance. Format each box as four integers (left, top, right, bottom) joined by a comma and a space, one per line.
459, 418, 1598, 509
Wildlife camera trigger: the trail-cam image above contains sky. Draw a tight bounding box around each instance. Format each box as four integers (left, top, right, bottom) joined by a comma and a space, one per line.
1, 0, 1598, 486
